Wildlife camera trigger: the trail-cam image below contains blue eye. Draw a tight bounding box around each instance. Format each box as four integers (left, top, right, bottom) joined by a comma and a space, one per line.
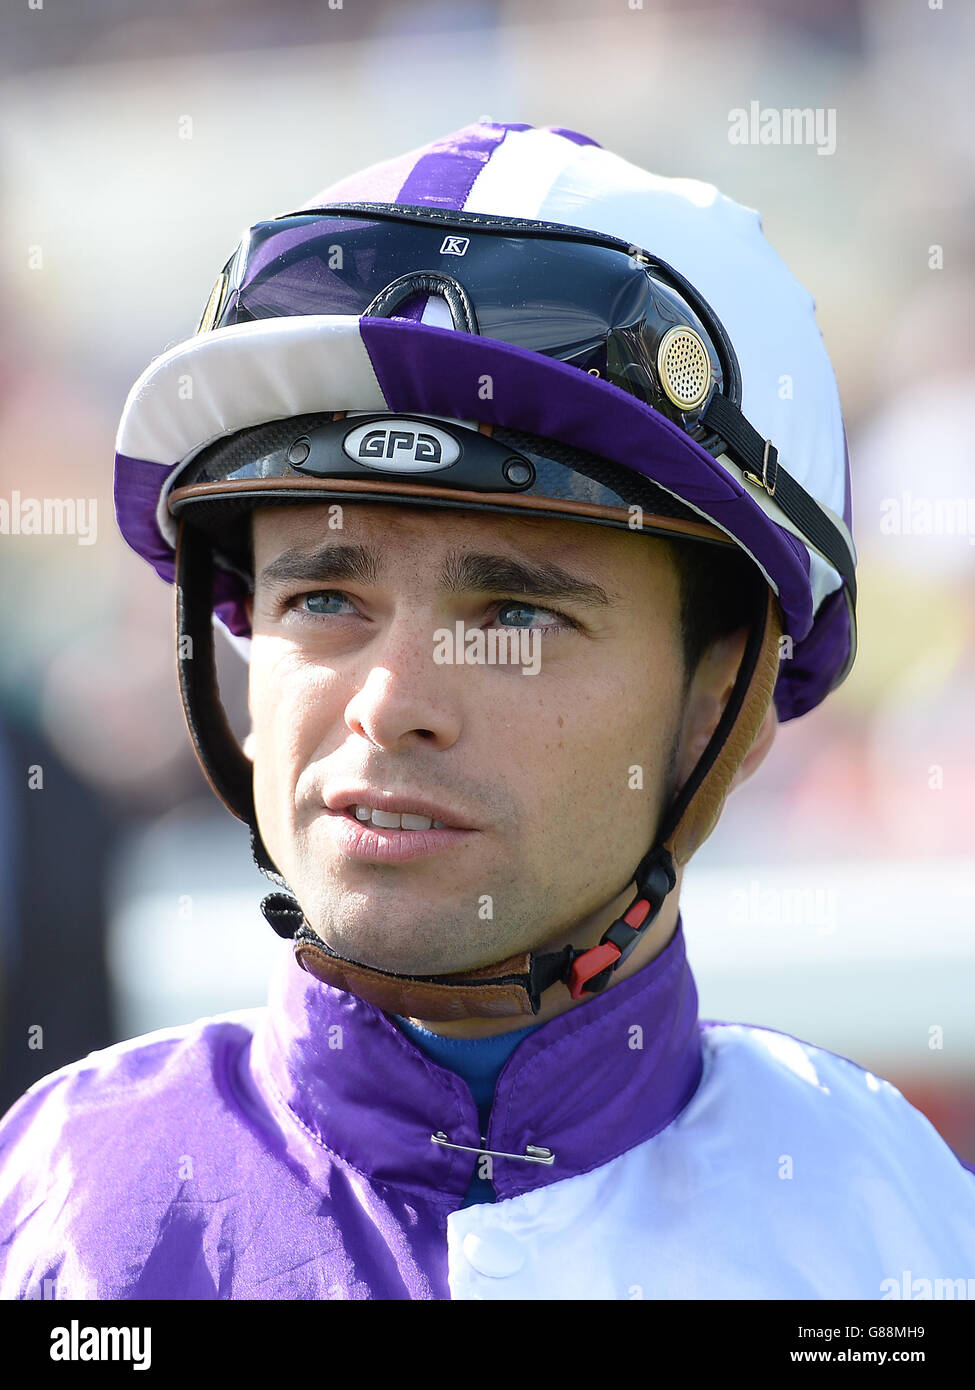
301, 592, 356, 616
494, 601, 566, 630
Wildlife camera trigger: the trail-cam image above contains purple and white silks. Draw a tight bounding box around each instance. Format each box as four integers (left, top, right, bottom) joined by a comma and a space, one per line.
1, 921, 972, 1300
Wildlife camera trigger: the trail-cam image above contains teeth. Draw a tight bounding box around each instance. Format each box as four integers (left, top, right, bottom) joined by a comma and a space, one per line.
351, 805, 437, 831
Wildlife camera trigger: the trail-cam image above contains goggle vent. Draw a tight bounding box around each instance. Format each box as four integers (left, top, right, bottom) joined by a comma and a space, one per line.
657, 326, 713, 412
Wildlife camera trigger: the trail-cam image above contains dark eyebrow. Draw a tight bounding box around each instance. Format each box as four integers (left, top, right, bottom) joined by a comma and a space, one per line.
258, 543, 381, 590
440, 550, 612, 607
257, 541, 612, 608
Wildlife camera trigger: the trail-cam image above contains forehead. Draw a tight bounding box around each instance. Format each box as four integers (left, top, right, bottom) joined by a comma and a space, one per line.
250, 501, 677, 589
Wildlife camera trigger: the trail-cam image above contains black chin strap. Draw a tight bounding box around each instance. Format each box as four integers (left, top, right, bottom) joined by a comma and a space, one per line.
175, 519, 287, 885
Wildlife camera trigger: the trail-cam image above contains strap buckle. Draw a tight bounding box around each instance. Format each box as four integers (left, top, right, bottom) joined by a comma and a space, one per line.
567, 898, 654, 998
565, 854, 675, 999
743, 438, 778, 498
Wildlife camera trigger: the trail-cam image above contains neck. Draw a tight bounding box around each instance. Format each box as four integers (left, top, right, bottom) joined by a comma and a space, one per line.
402, 868, 684, 1039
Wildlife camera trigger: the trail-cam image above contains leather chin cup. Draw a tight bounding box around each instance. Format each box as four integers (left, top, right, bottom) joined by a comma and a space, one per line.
174, 519, 782, 1021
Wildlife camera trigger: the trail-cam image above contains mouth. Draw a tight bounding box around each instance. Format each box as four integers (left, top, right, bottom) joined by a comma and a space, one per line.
319, 789, 480, 865
323, 789, 478, 833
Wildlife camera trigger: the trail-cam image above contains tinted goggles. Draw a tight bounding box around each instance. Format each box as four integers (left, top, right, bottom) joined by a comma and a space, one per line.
191, 201, 856, 604
196, 201, 739, 450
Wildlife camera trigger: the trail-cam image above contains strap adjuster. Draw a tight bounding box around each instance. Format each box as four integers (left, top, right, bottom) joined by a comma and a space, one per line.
762, 437, 778, 497
743, 438, 778, 498
566, 898, 654, 999
565, 851, 676, 999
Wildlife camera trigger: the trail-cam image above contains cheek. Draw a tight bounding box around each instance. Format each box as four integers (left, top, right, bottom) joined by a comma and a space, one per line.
553, 652, 682, 826
248, 645, 339, 806
505, 656, 676, 820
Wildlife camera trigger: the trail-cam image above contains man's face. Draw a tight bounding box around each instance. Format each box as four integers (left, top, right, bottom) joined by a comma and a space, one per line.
245, 503, 687, 977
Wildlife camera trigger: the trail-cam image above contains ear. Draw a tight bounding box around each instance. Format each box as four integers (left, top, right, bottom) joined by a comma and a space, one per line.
675, 627, 745, 786
675, 625, 777, 789
242, 729, 256, 762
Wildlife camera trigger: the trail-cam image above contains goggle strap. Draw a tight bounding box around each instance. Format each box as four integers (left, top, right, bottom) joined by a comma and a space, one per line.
701, 392, 856, 602
281, 199, 647, 251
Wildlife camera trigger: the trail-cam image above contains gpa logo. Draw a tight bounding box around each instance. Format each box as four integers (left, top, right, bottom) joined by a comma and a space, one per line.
439, 235, 470, 256
342, 419, 461, 472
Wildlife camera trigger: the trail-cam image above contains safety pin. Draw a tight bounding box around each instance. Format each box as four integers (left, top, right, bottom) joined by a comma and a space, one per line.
430, 1131, 555, 1165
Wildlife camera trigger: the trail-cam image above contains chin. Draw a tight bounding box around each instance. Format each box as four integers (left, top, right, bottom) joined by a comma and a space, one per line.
294, 875, 537, 976
339, 942, 474, 978
306, 912, 469, 978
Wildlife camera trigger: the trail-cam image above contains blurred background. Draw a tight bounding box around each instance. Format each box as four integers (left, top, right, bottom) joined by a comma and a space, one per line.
1, 0, 973, 1160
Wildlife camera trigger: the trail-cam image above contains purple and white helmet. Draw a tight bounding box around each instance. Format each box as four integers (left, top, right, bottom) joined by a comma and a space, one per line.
112, 121, 857, 1018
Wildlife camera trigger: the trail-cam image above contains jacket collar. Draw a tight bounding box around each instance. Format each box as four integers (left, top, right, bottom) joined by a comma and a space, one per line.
251, 919, 703, 1202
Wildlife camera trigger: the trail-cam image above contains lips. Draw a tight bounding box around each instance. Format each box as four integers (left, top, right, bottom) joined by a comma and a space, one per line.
324, 788, 477, 832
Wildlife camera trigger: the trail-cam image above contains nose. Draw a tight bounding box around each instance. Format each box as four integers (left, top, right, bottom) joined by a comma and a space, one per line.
344, 620, 463, 752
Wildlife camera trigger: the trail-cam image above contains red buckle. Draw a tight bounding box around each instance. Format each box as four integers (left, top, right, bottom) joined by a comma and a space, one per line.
566, 899, 655, 999
621, 899, 652, 930
568, 942, 621, 999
